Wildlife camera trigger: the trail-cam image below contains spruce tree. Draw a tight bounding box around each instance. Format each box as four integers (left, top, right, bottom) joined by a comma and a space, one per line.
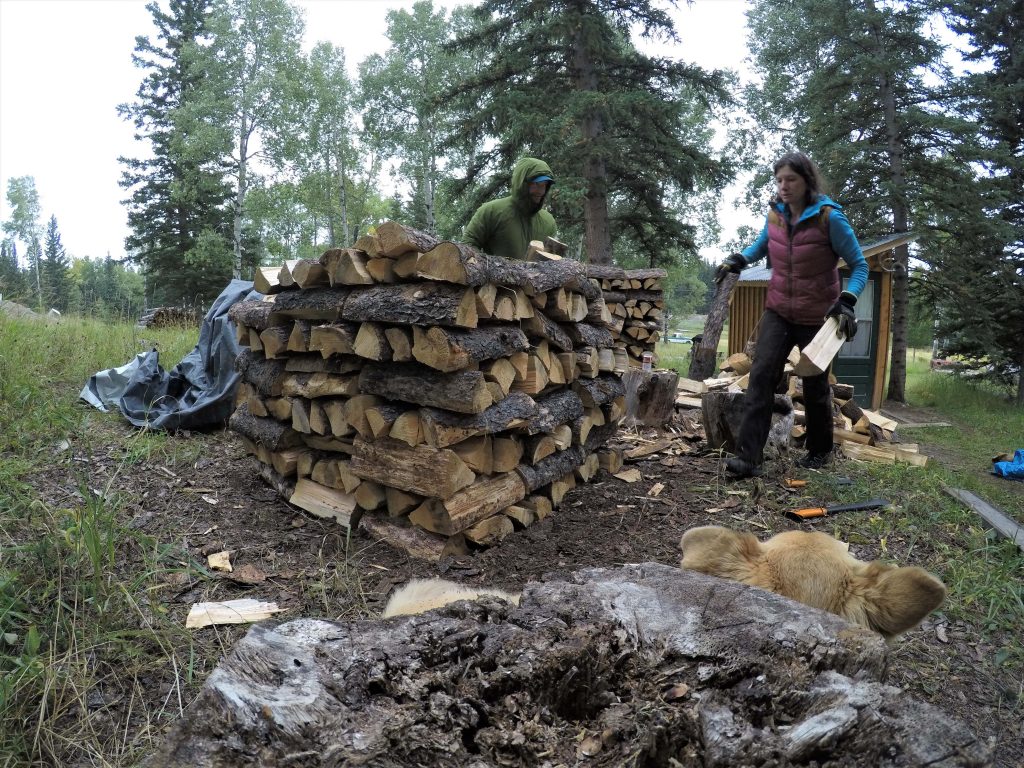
443, 0, 732, 265
930, 0, 1024, 403
119, 0, 233, 306
41, 215, 72, 311
0, 239, 26, 301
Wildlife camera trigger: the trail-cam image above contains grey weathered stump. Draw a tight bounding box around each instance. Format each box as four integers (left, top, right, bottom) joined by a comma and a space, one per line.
149, 564, 990, 768
702, 390, 794, 457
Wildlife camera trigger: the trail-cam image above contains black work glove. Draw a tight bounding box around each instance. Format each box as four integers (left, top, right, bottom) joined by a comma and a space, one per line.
715, 253, 746, 283
827, 291, 858, 339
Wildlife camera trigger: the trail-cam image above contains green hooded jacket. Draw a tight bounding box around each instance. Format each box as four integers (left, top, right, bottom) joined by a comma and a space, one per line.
463, 157, 557, 260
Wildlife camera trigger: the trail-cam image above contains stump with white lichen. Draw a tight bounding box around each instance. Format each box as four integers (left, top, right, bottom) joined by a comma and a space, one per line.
150, 564, 989, 768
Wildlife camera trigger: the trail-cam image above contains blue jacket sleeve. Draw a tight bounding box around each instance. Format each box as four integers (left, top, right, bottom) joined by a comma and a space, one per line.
739, 218, 770, 265
829, 209, 868, 297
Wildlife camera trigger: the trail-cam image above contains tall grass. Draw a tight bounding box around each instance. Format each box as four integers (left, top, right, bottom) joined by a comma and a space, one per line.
0, 315, 200, 766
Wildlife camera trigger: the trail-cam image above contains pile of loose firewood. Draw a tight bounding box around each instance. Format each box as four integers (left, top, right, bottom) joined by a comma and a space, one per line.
675, 349, 927, 466
585, 265, 665, 367
227, 222, 629, 560
137, 306, 201, 328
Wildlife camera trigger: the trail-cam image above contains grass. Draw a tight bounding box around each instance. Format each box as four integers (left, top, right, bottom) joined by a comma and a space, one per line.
0, 314, 200, 766
1, 315, 1022, 764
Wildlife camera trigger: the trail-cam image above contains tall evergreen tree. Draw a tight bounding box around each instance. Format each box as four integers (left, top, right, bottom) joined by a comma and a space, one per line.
743, 0, 980, 402
41, 215, 72, 311
929, 0, 1024, 403
0, 239, 25, 300
119, 0, 233, 306
443, 0, 732, 265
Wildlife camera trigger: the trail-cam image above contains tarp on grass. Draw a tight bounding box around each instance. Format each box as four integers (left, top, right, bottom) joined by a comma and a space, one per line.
79, 279, 259, 431
992, 449, 1024, 481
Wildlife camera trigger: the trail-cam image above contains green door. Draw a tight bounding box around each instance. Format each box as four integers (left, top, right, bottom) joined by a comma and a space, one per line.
832, 275, 879, 408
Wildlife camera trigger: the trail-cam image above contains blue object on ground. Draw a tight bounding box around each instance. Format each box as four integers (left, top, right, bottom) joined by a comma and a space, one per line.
79, 279, 259, 431
992, 449, 1024, 480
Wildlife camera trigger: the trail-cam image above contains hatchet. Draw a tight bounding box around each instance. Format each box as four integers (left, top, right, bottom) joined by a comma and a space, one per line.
785, 498, 890, 521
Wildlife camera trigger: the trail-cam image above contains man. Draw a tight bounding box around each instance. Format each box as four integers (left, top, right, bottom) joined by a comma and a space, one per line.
463, 157, 557, 260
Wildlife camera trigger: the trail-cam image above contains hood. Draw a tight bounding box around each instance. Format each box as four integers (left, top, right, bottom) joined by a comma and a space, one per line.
511, 157, 554, 212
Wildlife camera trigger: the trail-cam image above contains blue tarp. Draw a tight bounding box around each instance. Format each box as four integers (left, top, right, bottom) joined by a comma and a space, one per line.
79, 279, 259, 431
992, 449, 1024, 481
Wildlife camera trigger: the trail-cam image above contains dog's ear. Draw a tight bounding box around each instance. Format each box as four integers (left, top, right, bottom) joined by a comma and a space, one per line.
857, 563, 947, 639
680, 525, 763, 580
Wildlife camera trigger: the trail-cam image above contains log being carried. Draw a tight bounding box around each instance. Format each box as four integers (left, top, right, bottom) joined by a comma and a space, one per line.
228, 221, 627, 560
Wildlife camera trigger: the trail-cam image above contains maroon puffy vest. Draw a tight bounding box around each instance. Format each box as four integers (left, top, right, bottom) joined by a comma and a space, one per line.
764, 207, 840, 325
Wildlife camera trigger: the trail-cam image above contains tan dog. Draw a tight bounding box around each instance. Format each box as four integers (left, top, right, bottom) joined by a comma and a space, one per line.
680, 526, 946, 639
382, 578, 521, 618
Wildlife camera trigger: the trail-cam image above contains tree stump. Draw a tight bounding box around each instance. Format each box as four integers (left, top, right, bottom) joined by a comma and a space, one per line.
622, 368, 680, 428
150, 564, 988, 768
702, 391, 794, 456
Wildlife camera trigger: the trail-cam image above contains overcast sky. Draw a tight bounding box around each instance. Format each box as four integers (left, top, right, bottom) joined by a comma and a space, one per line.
0, 0, 756, 264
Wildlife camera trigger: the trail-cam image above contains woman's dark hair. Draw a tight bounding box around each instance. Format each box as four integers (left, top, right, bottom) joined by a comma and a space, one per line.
773, 151, 827, 205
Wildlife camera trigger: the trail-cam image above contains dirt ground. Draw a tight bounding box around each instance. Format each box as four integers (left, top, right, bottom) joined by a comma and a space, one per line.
39, 404, 1023, 766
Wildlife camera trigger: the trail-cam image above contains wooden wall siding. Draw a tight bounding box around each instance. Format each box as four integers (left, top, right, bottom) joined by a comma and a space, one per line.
728, 285, 767, 354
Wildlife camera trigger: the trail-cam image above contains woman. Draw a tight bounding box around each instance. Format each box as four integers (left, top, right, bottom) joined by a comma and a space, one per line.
716, 152, 868, 478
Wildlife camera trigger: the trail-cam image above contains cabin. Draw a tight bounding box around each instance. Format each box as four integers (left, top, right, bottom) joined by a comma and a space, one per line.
727, 233, 918, 410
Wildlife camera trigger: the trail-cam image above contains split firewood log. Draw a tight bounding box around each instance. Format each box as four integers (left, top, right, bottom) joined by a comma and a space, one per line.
342, 283, 478, 328
374, 221, 441, 258
359, 362, 494, 415
349, 438, 476, 500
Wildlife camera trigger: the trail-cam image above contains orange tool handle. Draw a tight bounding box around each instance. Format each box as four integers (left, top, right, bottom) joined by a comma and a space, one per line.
788, 507, 827, 519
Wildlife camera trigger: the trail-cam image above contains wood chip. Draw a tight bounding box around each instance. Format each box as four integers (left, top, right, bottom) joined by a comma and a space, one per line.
647, 482, 665, 497
185, 598, 284, 629
613, 468, 642, 483
226, 563, 268, 585
624, 438, 676, 460
207, 551, 232, 572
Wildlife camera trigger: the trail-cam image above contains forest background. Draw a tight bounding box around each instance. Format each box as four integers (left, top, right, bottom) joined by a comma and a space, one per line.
0, 0, 1021, 405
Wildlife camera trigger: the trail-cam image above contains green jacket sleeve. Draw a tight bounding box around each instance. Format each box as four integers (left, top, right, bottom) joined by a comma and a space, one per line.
463, 204, 491, 250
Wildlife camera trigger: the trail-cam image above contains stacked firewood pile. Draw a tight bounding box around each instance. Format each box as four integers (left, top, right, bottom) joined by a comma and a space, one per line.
676, 350, 927, 466
585, 265, 665, 368
227, 222, 628, 560
137, 306, 201, 328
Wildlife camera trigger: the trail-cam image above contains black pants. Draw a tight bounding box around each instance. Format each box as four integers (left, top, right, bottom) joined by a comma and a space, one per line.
735, 309, 833, 466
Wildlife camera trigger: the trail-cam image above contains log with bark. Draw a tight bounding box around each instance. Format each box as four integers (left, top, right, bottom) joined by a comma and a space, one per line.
149, 563, 989, 768
229, 403, 304, 451
411, 325, 530, 373
271, 286, 349, 320
419, 391, 538, 448
358, 362, 494, 415
416, 241, 527, 287
522, 389, 585, 435
234, 350, 288, 397
409, 471, 528, 535
374, 220, 442, 258
621, 368, 680, 428
688, 273, 736, 380
349, 438, 476, 500
342, 283, 478, 328
227, 299, 276, 331
516, 445, 586, 493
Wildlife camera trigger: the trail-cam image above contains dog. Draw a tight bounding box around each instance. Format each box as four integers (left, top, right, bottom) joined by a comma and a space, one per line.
680, 525, 946, 639
382, 577, 521, 618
